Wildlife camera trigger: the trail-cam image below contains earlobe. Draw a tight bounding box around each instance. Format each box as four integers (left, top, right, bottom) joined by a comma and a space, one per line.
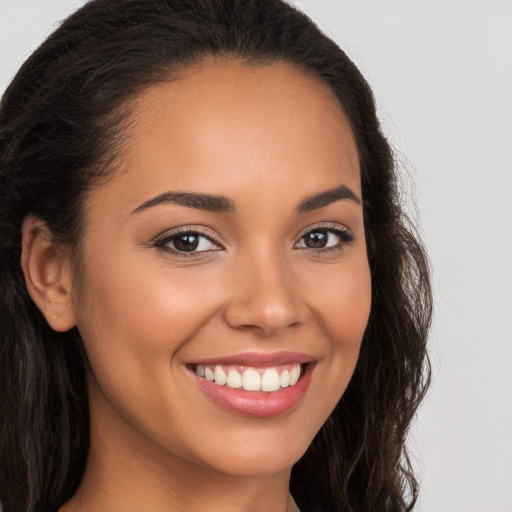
21, 215, 77, 332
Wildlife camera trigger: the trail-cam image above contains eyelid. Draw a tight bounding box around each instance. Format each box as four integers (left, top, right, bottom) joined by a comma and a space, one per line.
151, 222, 353, 257
296, 222, 352, 240
294, 222, 354, 250
153, 225, 224, 251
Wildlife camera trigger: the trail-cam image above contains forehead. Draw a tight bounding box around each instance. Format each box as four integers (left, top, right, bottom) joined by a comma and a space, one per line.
91, 59, 361, 215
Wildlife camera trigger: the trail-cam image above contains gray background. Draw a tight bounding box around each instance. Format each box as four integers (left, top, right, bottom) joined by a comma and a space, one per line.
1, 1, 511, 510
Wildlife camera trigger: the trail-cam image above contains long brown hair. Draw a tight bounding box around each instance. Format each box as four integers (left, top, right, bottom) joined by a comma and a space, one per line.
0, 1, 432, 510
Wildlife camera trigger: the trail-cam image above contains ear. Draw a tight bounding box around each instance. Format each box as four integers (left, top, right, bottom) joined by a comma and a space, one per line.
21, 215, 77, 332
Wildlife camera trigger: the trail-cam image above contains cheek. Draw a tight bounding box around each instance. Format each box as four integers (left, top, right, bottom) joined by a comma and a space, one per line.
307, 254, 371, 348
72, 254, 229, 459
72, 250, 223, 408
326, 272, 371, 350
302, 253, 371, 404
76, 254, 214, 348
330, 262, 371, 369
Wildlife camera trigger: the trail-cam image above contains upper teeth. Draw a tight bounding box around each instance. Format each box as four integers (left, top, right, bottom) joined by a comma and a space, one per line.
195, 363, 302, 392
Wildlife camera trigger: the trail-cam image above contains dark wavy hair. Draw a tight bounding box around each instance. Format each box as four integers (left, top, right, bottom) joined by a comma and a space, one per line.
0, 1, 432, 511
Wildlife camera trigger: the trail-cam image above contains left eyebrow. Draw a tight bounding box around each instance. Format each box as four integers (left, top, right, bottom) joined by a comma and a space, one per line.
297, 185, 361, 213
131, 191, 235, 214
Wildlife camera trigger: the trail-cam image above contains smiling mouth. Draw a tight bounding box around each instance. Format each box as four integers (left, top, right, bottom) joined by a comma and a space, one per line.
187, 363, 306, 393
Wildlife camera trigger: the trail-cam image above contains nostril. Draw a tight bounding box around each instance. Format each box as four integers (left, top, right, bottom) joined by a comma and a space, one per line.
223, 301, 300, 337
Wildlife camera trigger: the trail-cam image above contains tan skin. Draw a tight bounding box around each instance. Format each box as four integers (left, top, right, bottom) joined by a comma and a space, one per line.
22, 59, 371, 512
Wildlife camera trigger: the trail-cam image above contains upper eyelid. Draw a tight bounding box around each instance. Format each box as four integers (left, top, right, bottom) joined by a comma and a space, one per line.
154, 226, 222, 245
153, 229, 223, 258
152, 222, 352, 249
295, 223, 354, 250
296, 222, 351, 238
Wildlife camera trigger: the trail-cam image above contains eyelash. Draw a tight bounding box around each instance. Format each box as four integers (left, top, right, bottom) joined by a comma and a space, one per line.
294, 224, 355, 254
153, 224, 354, 258
153, 227, 222, 258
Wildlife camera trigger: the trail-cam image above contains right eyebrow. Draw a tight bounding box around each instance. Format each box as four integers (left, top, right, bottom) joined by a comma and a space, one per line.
296, 184, 361, 213
131, 191, 235, 214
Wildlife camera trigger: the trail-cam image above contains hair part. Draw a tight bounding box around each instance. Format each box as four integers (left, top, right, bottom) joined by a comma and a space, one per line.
0, 1, 432, 511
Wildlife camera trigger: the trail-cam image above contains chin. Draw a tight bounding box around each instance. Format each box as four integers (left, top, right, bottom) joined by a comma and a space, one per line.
191, 425, 313, 478
208, 450, 303, 478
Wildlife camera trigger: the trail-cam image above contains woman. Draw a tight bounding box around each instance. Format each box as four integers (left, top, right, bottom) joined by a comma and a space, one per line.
0, 1, 432, 511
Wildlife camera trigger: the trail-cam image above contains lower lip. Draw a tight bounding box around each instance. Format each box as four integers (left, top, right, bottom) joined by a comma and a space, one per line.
191, 364, 315, 418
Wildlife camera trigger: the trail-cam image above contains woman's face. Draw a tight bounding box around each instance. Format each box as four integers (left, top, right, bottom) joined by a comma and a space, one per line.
73, 59, 371, 478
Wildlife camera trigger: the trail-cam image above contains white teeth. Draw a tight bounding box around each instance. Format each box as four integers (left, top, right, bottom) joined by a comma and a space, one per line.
280, 369, 290, 388
261, 368, 281, 392
226, 369, 243, 388
214, 366, 227, 385
242, 368, 261, 391
289, 365, 301, 386
195, 363, 304, 392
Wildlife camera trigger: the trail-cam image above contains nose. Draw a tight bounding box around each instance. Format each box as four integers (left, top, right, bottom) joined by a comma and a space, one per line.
223, 247, 303, 337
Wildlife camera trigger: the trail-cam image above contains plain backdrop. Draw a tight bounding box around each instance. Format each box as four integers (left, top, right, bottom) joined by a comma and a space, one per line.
1, 1, 511, 511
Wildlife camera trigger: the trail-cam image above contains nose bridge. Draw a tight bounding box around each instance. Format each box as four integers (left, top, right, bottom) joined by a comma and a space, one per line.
223, 242, 300, 335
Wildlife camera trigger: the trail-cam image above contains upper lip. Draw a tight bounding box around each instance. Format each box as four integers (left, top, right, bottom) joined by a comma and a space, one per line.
189, 351, 315, 367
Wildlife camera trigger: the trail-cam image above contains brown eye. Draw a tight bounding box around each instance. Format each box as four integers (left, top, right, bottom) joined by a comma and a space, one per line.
155, 230, 221, 254
303, 230, 329, 249
295, 226, 354, 251
172, 234, 201, 252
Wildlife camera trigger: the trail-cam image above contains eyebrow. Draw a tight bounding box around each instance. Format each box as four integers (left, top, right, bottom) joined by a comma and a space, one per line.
296, 185, 361, 213
132, 184, 360, 215
132, 191, 235, 214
